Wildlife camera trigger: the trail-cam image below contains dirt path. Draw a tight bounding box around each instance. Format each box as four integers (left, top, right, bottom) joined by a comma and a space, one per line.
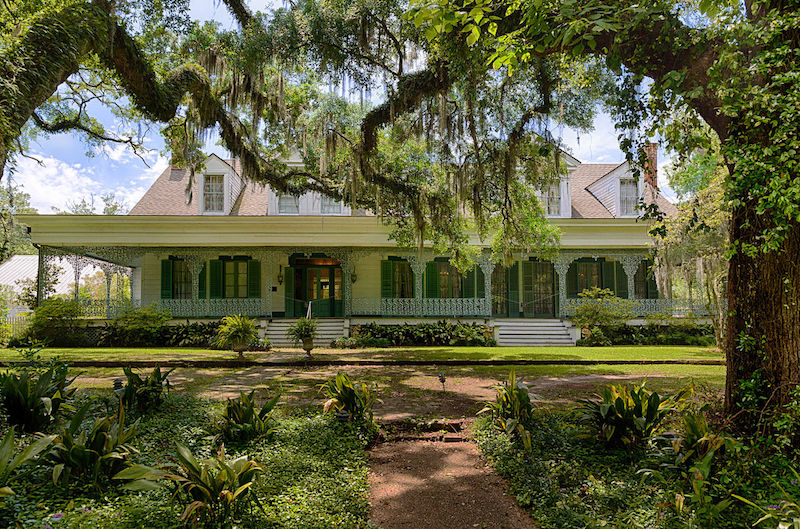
369, 437, 535, 529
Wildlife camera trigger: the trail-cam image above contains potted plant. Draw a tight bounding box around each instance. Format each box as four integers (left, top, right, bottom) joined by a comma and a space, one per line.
214, 314, 259, 360
287, 317, 318, 357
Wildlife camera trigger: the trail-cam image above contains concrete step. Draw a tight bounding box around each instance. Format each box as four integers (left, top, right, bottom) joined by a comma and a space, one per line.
493, 319, 575, 347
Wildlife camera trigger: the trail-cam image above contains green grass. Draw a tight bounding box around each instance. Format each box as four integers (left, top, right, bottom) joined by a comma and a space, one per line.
0, 344, 723, 364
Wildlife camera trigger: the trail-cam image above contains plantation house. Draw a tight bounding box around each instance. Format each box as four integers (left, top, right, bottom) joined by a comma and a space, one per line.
19, 146, 694, 345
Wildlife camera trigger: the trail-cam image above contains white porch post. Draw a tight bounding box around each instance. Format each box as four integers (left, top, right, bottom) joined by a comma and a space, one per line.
36, 246, 47, 307
341, 251, 354, 317
258, 250, 272, 318
99, 262, 116, 318
408, 255, 426, 317
621, 255, 645, 299
183, 254, 207, 318
554, 255, 573, 317
477, 252, 496, 317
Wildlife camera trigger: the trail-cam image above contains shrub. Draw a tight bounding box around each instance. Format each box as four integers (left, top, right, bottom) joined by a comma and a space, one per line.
567, 287, 635, 333
26, 299, 86, 346
578, 380, 693, 446
479, 371, 535, 451
114, 444, 263, 528
578, 322, 716, 346
47, 402, 139, 487
214, 314, 260, 358
321, 372, 378, 423
165, 321, 222, 347
98, 305, 172, 347
0, 428, 55, 500
214, 390, 280, 443
351, 320, 495, 347
0, 366, 77, 432
115, 366, 174, 412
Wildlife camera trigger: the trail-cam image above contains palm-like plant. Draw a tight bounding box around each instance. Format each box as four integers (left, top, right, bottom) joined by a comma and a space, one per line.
0, 366, 77, 432
479, 371, 534, 451
114, 443, 263, 528
321, 372, 378, 422
214, 315, 260, 359
286, 317, 318, 357
116, 366, 174, 411
215, 390, 280, 443
0, 429, 55, 501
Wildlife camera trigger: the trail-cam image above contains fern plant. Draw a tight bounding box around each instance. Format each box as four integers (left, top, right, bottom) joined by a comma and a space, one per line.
215, 390, 280, 443
215, 315, 259, 359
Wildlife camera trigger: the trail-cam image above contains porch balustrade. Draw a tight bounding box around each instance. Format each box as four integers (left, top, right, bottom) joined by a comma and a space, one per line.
78, 298, 269, 319
351, 297, 491, 317
560, 297, 712, 318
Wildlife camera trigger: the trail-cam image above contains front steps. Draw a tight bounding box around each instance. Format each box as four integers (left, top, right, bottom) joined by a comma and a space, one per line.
494, 319, 576, 346
263, 318, 346, 347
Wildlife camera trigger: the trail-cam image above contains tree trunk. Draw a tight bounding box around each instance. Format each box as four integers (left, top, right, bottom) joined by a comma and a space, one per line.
725, 206, 800, 416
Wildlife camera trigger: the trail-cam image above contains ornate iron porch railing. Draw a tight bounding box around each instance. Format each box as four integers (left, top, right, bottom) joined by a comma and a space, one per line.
78, 298, 269, 319
351, 297, 491, 317
560, 298, 712, 318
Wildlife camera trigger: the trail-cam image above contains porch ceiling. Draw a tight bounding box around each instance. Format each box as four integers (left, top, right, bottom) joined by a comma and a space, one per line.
17, 214, 654, 249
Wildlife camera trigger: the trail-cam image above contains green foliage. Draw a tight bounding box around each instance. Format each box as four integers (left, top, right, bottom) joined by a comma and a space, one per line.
47, 402, 139, 487
351, 320, 495, 346
164, 321, 223, 348
27, 298, 86, 346
566, 288, 635, 332
214, 314, 260, 355
0, 428, 55, 500
0, 365, 76, 432
321, 372, 378, 423
286, 317, 318, 344
14, 261, 62, 310
116, 366, 174, 412
214, 390, 279, 443
115, 444, 263, 528
578, 380, 692, 446
772, 386, 800, 451
479, 370, 534, 451
577, 323, 716, 347
99, 305, 173, 347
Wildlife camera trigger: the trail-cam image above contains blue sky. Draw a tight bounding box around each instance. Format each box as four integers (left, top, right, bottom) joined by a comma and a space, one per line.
9, 0, 675, 213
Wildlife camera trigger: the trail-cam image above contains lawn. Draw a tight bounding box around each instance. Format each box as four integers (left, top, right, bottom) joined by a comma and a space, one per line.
0, 344, 724, 364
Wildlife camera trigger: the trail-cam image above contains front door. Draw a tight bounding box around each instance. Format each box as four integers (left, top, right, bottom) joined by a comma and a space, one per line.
284, 256, 343, 317
522, 261, 556, 318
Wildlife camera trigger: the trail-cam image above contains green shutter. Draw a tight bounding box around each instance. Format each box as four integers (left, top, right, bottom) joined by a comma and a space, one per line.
615, 262, 628, 299
160, 259, 173, 299
646, 260, 659, 299
380, 260, 394, 299
209, 259, 223, 299
508, 262, 520, 317
247, 259, 261, 298
198, 263, 207, 299
566, 262, 579, 298
602, 260, 615, 292
476, 268, 485, 299
425, 262, 439, 298
463, 268, 476, 298
284, 267, 295, 317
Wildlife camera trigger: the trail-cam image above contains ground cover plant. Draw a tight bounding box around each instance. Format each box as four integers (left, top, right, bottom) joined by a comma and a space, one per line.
474, 377, 800, 528
0, 391, 373, 528
348, 321, 496, 347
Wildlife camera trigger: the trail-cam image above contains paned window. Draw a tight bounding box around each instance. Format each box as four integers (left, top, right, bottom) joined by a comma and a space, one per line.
224, 260, 248, 298
392, 261, 414, 298
278, 194, 299, 214
203, 174, 224, 212
321, 195, 342, 215
172, 260, 192, 299
543, 183, 561, 216
577, 261, 602, 292
437, 261, 463, 299
620, 179, 639, 216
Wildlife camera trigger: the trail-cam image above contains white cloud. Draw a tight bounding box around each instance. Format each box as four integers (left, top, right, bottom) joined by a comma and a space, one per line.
11, 152, 169, 213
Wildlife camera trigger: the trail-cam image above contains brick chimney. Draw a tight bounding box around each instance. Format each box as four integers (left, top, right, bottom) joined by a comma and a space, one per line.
643, 142, 658, 189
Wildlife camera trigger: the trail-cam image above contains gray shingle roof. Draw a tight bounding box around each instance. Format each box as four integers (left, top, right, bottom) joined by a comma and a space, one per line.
130, 159, 676, 218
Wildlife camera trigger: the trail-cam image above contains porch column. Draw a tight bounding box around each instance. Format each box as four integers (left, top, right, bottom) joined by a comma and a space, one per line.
408, 255, 426, 317
257, 250, 272, 318
477, 253, 496, 317
621, 255, 645, 300
554, 255, 573, 317
341, 251, 354, 317
67, 254, 89, 304
36, 246, 47, 307
99, 262, 116, 318
183, 255, 207, 318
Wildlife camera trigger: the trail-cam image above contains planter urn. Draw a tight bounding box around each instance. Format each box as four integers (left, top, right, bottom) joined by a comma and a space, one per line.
302, 337, 314, 356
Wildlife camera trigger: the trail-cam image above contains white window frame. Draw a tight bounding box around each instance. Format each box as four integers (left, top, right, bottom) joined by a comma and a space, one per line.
619, 178, 639, 217
321, 195, 343, 215
202, 174, 225, 214
543, 183, 561, 217
277, 194, 300, 215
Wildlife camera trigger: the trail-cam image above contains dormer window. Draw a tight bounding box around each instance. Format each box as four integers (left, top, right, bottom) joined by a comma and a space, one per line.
278, 194, 299, 215
543, 184, 561, 216
620, 178, 638, 216
321, 195, 342, 215
203, 174, 224, 212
